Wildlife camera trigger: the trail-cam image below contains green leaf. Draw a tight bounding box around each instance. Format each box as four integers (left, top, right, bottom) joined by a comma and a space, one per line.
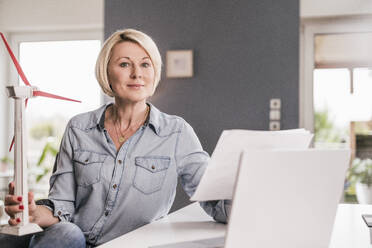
36, 168, 51, 182
37, 143, 49, 166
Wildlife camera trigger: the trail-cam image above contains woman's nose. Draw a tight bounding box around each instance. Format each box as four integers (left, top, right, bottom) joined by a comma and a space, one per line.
130, 65, 142, 79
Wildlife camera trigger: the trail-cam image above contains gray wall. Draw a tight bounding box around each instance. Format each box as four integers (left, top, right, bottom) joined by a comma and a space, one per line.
105, 0, 299, 211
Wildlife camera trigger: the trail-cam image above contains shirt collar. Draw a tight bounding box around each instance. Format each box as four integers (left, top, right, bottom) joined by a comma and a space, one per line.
94, 102, 113, 131
147, 102, 161, 135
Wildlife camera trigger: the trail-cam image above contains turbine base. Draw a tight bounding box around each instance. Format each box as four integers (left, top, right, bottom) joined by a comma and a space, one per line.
0, 223, 43, 236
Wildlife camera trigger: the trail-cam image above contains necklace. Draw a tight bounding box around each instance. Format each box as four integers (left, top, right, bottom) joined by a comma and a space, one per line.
114, 105, 149, 143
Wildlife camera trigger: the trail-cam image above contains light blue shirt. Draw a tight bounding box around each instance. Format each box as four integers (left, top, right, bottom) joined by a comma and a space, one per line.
48, 102, 230, 246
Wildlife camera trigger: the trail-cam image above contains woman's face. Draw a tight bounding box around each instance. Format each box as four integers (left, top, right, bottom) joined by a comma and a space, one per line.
107, 41, 155, 103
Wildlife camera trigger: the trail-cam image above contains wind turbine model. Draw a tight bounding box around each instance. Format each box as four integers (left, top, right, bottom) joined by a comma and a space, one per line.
0, 32, 81, 235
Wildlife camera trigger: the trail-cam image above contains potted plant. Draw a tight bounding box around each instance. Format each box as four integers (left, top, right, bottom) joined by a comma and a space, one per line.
347, 158, 372, 204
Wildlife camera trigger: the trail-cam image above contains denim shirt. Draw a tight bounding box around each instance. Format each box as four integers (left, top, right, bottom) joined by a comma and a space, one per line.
48, 102, 230, 246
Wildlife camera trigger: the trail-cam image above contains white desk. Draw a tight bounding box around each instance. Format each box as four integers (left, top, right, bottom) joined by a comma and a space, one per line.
329, 204, 372, 248
99, 203, 372, 248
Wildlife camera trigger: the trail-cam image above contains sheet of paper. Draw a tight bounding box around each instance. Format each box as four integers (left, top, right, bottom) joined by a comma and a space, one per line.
190, 129, 313, 201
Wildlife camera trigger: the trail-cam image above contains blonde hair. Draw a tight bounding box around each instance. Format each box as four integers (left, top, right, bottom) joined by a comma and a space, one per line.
95, 29, 162, 97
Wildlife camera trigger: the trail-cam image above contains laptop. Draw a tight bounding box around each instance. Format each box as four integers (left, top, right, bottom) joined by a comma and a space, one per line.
151, 149, 350, 248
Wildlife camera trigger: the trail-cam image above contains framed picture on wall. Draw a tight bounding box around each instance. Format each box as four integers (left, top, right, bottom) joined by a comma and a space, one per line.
166, 50, 193, 78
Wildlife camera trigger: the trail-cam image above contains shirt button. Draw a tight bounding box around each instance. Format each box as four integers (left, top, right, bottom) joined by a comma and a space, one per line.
85, 159, 89, 163
113, 184, 117, 189
151, 165, 155, 170
118, 160, 122, 164
57, 210, 62, 216
105, 211, 109, 216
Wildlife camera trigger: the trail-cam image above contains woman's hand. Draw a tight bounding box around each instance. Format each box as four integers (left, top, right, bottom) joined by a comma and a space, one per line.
4, 181, 37, 226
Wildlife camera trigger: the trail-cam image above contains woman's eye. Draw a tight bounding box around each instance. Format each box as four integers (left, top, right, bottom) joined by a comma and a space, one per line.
141, 62, 151, 68
120, 62, 129, 67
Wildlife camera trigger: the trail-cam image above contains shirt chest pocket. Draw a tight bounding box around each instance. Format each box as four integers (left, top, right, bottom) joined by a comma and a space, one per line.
73, 151, 107, 187
133, 156, 171, 194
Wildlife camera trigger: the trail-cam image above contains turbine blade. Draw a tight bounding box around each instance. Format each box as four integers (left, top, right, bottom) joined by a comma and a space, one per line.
9, 136, 15, 152
33, 90, 81, 103
0, 32, 31, 86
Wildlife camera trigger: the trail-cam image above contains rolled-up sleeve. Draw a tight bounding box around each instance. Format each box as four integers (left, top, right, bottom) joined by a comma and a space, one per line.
48, 121, 76, 222
175, 121, 230, 223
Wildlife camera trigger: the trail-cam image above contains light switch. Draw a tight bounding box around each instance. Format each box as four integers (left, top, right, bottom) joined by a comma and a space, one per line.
270, 98, 281, 109
270, 110, 280, 120
269, 121, 280, 131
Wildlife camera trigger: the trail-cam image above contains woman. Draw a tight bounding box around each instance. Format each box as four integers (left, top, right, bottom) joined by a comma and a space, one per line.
2, 29, 230, 247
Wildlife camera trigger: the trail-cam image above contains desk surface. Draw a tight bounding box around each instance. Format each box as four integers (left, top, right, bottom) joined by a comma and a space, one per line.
99, 203, 372, 248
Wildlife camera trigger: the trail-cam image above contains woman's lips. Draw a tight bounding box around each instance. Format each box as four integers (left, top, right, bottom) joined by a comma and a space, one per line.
127, 84, 144, 89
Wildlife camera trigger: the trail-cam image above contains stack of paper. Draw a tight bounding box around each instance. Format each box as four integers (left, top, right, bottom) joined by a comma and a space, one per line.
190, 129, 313, 201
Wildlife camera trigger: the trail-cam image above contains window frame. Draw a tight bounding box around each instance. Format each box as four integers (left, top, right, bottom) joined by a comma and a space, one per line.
300, 16, 372, 133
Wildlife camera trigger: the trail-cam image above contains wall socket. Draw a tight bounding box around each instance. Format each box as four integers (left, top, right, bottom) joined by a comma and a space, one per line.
270, 98, 281, 109
269, 110, 280, 120
269, 121, 280, 131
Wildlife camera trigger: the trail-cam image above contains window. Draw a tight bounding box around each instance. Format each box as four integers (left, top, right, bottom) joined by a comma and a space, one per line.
313, 31, 372, 148
313, 68, 372, 146
301, 18, 372, 203
300, 18, 372, 132
3, 31, 103, 198
20, 40, 102, 197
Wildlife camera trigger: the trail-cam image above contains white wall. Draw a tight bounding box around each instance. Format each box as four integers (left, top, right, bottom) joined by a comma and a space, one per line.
0, 0, 103, 31
0, 0, 103, 158
301, 0, 372, 18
